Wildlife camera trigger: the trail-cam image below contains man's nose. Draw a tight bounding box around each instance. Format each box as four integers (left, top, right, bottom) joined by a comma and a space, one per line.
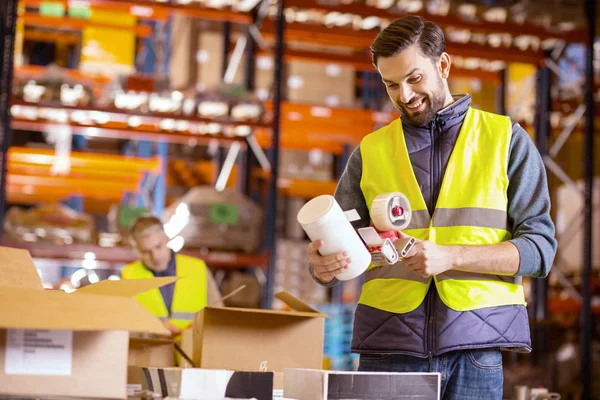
399, 84, 415, 105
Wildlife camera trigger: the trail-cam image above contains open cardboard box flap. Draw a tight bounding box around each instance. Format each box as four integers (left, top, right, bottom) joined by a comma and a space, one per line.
0, 246, 172, 336
203, 290, 328, 318
0, 247, 44, 290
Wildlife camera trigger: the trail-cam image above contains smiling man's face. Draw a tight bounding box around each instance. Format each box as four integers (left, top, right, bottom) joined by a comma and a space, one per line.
377, 44, 450, 127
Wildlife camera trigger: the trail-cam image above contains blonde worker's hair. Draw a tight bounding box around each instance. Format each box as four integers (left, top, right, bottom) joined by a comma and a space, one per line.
129, 215, 165, 242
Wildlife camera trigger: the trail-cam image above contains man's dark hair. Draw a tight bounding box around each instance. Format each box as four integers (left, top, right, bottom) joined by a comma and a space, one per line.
370, 16, 446, 66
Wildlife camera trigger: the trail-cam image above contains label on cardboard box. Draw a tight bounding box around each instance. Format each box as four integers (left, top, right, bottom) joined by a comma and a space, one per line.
127, 384, 142, 397
5, 329, 73, 376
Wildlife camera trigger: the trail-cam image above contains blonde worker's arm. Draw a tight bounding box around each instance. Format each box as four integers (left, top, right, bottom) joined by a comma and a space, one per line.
206, 270, 224, 307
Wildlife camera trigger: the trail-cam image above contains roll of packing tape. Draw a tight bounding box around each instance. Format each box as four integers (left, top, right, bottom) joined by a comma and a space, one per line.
371, 192, 412, 231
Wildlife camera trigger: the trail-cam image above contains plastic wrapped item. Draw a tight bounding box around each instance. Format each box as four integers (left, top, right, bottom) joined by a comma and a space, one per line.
12, 65, 95, 106
162, 186, 263, 253
4, 204, 95, 245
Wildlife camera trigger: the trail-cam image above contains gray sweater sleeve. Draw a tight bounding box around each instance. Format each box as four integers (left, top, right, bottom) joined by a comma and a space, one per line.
507, 122, 557, 277
308, 147, 370, 287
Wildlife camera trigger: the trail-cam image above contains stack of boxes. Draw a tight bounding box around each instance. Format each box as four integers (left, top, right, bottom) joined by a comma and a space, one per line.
316, 303, 359, 371
274, 239, 328, 310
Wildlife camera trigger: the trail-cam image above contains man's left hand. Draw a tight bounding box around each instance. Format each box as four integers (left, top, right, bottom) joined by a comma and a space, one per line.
400, 234, 454, 278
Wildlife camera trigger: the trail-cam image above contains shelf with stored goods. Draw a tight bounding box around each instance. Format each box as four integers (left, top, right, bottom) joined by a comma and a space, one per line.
10, 98, 267, 146
20, 0, 253, 24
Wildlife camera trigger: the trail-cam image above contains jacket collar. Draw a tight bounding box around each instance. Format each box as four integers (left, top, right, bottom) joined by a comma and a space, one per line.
400, 94, 472, 131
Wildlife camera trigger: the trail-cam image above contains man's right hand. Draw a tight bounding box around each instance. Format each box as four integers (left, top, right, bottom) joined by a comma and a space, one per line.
308, 240, 351, 284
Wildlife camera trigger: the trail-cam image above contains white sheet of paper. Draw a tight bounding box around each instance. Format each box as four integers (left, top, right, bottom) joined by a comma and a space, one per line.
5, 329, 73, 376
180, 368, 231, 399
343, 209, 361, 222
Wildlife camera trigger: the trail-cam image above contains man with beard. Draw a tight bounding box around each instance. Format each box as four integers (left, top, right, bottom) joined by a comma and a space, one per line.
307, 16, 556, 400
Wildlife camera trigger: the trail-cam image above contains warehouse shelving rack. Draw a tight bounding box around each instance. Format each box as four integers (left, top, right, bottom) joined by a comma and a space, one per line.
1, 0, 599, 392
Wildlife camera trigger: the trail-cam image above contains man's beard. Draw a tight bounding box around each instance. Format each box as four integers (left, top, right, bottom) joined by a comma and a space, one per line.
397, 76, 447, 127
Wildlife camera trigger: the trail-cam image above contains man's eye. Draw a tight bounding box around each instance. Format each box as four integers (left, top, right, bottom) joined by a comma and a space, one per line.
387, 83, 398, 89
409, 75, 422, 84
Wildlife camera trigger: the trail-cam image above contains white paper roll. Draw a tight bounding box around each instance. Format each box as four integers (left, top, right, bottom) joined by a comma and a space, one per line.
297, 195, 371, 281
371, 192, 412, 231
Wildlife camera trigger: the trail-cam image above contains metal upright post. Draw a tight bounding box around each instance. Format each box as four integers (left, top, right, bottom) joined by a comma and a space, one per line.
496, 69, 507, 115
241, 9, 258, 196
581, 0, 596, 398
532, 57, 551, 367
0, 0, 19, 238
222, 22, 231, 79
262, 0, 285, 309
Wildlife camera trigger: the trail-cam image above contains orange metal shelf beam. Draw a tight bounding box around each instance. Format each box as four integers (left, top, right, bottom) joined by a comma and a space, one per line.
257, 48, 501, 84
254, 130, 345, 154
262, 21, 545, 65
14, 65, 113, 84
23, 28, 79, 45
284, 0, 586, 43
8, 175, 139, 199
0, 240, 269, 269
279, 179, 337, 199
21, 0, 252, 24
253, 169, 338, 198
8, 164, 142, 182
8, 147, 161, 173
21, 13, 153, 38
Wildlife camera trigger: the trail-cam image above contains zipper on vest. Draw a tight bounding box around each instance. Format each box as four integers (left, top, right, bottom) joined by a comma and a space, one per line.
426, 285, 434, 357
429, 120, 436, 213
431, 118, 441, 211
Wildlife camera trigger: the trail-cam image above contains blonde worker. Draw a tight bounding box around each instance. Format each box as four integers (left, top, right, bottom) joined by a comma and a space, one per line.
122, 215, 223, 336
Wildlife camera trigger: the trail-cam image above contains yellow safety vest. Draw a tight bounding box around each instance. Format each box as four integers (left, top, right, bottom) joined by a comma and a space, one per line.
359, 107, 526, 313
121, 254, 208, 330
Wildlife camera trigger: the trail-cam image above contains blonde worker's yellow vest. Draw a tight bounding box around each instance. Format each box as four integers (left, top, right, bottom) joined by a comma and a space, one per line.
359, 107, 526, 314
121, 254, 208, 330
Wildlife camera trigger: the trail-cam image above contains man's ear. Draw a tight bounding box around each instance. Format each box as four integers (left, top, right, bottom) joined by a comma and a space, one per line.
439, 52, 451, 80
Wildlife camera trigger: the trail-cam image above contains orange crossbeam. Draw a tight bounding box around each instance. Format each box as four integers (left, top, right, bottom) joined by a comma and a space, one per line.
21, 13, 153, 38
8, 178, 137, 201
8, 147, 161, 174
23, 28, 80, 45
8, 164, 142, 182
278, 179, 337, 199
20, 0, 252, 24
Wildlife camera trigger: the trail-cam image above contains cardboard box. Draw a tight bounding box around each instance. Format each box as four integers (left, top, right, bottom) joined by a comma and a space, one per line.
141, 367, 274, 400
0, 246, 173, 399
128, 337, 175, 368
192, 292, 327, 384
284, 369, 442, 400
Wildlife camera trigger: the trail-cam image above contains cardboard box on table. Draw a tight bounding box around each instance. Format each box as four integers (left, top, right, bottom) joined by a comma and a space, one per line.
284, 369, 442, 400
0, 246, 174, 399
192, 291, 329, 389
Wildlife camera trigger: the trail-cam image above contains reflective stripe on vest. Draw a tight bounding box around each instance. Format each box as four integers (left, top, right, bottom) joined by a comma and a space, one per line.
170, 311, 196, 321
359, 107, 526, 313
121, 254, 208, 329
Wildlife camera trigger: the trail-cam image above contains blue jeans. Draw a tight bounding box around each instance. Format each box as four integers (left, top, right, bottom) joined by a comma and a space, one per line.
358, 349, 503, 400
